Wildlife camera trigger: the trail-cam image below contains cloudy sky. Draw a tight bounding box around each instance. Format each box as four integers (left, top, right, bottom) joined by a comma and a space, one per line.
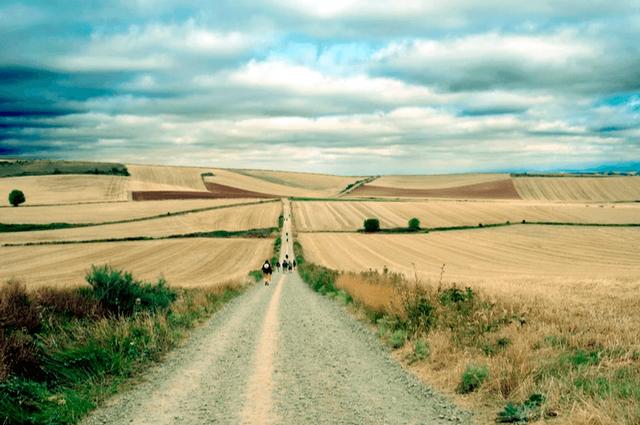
1, 1, 639, 174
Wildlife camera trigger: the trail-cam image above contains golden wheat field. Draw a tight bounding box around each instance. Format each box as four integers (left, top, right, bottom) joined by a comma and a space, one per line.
0, 199, 260, 224
373, 174, 509, 189
0, 238, 272, 288
206, 168, 359, 197
293, 200, 640, 230
298, 226, 640, 298
0, 175, 129, 205
0, 202, 280, 245
513, 176, 640, 202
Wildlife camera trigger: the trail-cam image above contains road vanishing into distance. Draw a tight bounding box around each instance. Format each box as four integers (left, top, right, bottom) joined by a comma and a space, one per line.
83, 200, 470, 425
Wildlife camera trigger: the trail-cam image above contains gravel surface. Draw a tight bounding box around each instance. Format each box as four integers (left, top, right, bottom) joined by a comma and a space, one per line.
82, 200, 472, 424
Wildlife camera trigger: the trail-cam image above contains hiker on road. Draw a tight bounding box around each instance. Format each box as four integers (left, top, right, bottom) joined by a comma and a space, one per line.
262, 259, 273, 286
276, 261, 281, 272
293, 260, 297, 271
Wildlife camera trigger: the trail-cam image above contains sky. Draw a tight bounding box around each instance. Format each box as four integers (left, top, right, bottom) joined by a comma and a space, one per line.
1, 1, 639, 175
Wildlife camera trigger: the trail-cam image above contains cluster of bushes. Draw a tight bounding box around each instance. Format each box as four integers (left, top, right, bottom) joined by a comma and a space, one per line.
0, 160, 130, 178
0, 266, 240, 424
363, 217, 422, 233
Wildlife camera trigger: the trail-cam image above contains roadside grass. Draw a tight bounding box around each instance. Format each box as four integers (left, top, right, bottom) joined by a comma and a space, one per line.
295, 243, 640, 424
0, 267, 245, 424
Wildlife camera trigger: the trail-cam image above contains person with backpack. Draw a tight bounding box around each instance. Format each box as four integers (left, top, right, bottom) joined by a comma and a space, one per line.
262, 259, 273, 286
282, 259, 288, 272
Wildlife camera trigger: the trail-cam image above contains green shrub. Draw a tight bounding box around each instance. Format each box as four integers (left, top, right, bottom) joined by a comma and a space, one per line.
414, 338, 429, 360
248, 270, 262, 282
85, 265, 176, 316
496, 393, 545, 423
458, 364, 489, 394
8, 190, 25, 207
401, 286, 436, 336
408, 217, 420, 231
363, 218, 380, 233
390, 329, 408, 349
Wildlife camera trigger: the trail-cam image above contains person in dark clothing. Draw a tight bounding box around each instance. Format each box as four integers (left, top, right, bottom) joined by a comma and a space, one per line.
288, 262, 293, 273
276, 261, 281, 272
293, 260, 297, 270
262, 259, 273, 286
282, 259, 288, 271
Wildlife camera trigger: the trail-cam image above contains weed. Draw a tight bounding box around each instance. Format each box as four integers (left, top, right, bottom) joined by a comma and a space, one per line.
457, 364, 489, 394
390, 329, 408, 349
407, 338, 429, 364
496, 393, 546, 423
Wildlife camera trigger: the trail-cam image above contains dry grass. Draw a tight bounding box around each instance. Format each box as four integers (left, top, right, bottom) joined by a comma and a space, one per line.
293, 200, 640, 231
0, 198, 259, 224
513, 176, 640, 202
0, 202, 280, 244
0, 238, 272, 288
334, 271, 640, 424
0, 175, 129, 206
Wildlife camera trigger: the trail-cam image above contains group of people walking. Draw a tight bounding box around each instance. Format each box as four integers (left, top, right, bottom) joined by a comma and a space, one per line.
261, 256, 296, 286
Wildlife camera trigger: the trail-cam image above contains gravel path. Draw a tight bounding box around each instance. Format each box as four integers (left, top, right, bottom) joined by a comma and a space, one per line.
82, 200, 471, 424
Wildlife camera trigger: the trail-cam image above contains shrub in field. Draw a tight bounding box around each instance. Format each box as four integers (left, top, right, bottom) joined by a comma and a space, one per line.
400, 285, 436, 337
8, 189, 25, 207
496, 393, 546, 423
363, 218, 380, 233
86, 265, 176, 316
458, 364, 489, 394
413, 338, 429, 362
390, 329, 408, 348
408, 217, 420, 231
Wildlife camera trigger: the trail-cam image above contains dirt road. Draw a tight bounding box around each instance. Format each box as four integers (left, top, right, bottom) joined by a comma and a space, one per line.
82, 200, 470, 424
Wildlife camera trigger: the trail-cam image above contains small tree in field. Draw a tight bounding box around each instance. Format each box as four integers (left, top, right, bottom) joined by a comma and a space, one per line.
408, 217, 420, 231
9, 189, 25, 207
363, 218, 380, 233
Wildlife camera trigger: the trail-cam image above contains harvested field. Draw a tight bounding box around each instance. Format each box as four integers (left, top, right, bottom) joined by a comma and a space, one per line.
237, 169, 361, 194
513, 176, 640, 202
0, 238, 272, 288
374, 174, 508, 189
293, 200, 640, 231
349, 179, 520, 199
0, 199, 259, 224
127, 164, 212, 191
298, 226, 640, 299
204, 182, 277, 198
207, 168, 361, 198
0, 175, 129, 206
0, 202, 280, 244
